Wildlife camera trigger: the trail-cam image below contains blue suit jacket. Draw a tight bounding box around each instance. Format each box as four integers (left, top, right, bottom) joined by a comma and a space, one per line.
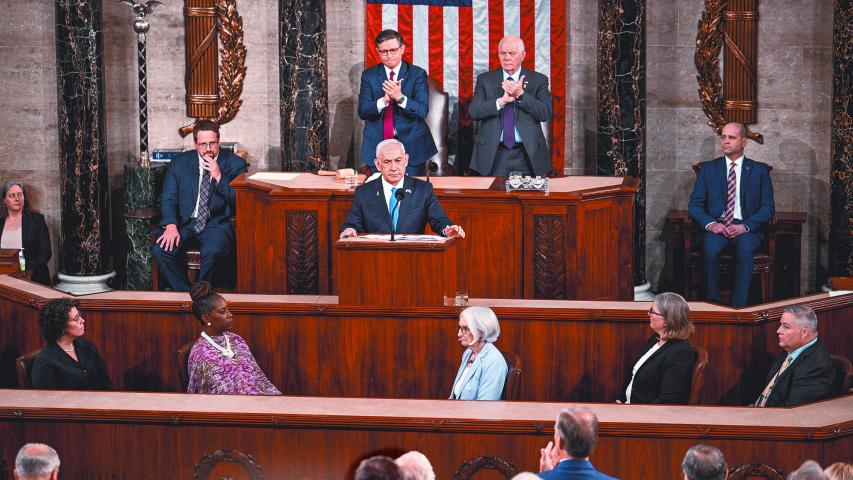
341, 176, 452, 235
449, 342, 508, 400
159, 150, 247, 236
357, 62, 437, 167
538, 459, 618, 480
688, 157, 775, 234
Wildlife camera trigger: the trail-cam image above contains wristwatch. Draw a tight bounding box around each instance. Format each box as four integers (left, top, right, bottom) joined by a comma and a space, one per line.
397, 95, 406, 105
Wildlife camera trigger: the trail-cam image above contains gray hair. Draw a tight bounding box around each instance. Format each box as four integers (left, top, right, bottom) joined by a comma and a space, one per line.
555, 406, 598, 459
783, 305, 818, 334
460, 306, 501, 344
375, 139, 406, 159
682, 444, 727, 480
788, 461, 828, 480
511, 474, 542, 480
395, 451, 435, 480
15, 443, 60, 478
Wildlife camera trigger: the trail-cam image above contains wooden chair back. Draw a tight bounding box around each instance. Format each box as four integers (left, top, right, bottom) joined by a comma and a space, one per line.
688, 346, 709, 405
829, 354, 853, 396
501, 350, 522, 400
15, 348, 43, 389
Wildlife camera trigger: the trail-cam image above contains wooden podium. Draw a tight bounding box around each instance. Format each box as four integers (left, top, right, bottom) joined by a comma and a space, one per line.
334, 235, 460, 307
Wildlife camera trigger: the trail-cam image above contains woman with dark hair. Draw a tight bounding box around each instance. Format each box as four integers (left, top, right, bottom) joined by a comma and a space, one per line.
31, 297, 112, 390
618, 292, 697, 404
0, 180, 52, 285
186, 281, 281, 395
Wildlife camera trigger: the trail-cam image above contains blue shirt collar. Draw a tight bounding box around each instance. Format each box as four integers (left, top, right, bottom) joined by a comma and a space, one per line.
788, 337, 817, 362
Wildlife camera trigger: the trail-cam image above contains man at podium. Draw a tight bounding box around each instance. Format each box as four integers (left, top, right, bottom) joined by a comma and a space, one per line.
340, 139, 465, 239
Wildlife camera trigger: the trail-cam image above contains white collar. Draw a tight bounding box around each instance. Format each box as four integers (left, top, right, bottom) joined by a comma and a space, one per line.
503, 68, 521, 81
384, 63, 402, 79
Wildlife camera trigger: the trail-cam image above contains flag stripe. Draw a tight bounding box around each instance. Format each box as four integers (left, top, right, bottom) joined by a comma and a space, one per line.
504, 0, 520, 37
550, 0, 565, 172
412, 5, 429, 69
443, 7, 459, 99
365, 3, 384, 66
382, 4, 397, 30
533, 0, 550, 76
428, 5, 444, 88
398, 4, 414, 65
520, 0, 536, 71
472, 0, 490, 79
487, 0, 504, 71
458, 6, 474, 99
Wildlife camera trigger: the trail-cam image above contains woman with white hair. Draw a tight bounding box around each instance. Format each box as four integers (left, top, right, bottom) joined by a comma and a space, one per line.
449, 306, 508, 400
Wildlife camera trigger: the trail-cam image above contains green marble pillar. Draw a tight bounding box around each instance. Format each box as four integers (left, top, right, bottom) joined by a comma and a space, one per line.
124, 164, 165, 290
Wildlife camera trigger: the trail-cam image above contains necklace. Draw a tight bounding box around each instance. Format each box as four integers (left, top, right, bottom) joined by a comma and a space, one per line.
201, 332, 235, 358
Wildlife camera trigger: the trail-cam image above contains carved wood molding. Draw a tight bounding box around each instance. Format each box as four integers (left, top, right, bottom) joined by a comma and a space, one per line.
533, 214, 567, 300
694, 0, 764, 143
285, 210, 319, 294
452, 456, 517, 480
193, 449, 264, 479
180, 0, 247, 137
728, 463, 785, 480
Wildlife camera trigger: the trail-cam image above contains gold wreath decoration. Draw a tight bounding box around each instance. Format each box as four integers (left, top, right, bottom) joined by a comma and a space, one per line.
694, 0, 763, 144
179, 0, 247, 137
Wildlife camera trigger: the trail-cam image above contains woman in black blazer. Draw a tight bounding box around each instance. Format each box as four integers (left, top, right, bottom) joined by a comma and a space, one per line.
0, 180, 52, 285
619, 292, 697, 404
31, 297, 112, 390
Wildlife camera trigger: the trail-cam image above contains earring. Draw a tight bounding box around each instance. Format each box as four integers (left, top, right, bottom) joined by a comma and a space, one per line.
206, 322, 211, 326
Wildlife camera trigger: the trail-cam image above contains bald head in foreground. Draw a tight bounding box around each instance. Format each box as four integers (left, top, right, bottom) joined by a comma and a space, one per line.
14, 443, 60, 480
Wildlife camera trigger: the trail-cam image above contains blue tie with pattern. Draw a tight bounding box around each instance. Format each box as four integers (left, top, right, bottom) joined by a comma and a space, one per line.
388, 186, 399, 231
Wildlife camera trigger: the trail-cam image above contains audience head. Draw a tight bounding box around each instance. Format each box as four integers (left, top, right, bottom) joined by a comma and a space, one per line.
498, 35, 526, 75
355, 455, 401, 480
788, 461, 828, 480
825, 463, 853, 480
192, 119, 221, 160
189, 281, 232, 335
1, 179, 29, 217
720, 122, 748, 160
649, 292, 694, 341
14, 443, 60, 480
457, 306, 501, 348
554, 406, 599, 460
777, 305, 818, 353
38, 297, 83, 344
395, 451, 435, 480
374, 29, 405, 69
681, 444, 727, 480
511, 473, 542, 480
374, 139, 409, 185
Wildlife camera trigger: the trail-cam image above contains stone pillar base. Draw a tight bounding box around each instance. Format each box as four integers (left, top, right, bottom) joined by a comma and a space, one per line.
55, 272, 116, 295
633, 282, 654, 301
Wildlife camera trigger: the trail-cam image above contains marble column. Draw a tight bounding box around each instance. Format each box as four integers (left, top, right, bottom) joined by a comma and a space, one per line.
596, 0, 648, 299
829, 0, 853, 278
279, 0, 329, 171
54, 0, 115, 294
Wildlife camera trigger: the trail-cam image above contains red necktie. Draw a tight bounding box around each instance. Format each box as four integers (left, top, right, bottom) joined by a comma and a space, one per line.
383, 71, 395, 140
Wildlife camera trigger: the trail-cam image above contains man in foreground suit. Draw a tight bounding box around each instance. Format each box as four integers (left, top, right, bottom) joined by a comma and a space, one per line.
688, 122, 775, 307
469, 35, 553, 177
537, 406, 617, 479
151, 120, 247, 291
358, 29, 437, 175
340, 139, 464, 239
754, 305, 833, 407
681, 444, 727, 480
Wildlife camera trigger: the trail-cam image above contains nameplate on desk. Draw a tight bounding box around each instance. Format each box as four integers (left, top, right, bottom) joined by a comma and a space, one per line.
249, 172, 302, 182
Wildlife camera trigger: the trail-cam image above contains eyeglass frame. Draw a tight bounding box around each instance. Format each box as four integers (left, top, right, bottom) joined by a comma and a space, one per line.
377, 46, 402, 57
457, 324, 470, 334
647, 307, 665, 318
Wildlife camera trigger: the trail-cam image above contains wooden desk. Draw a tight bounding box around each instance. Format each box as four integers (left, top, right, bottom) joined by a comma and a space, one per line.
231, 174, 638, 300
0, 391, 849, 479
1, 277, 850, 405
0, 249, 18, 275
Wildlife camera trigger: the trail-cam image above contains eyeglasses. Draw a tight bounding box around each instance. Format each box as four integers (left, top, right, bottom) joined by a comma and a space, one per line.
196, 141, 219, 149
457, 325, 470, 334
377, 46, 402, 57
648, 307, 665, 318
69, 313, 85, 324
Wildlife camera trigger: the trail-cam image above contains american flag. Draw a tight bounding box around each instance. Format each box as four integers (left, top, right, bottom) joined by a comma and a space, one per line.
365, 0, 566, 173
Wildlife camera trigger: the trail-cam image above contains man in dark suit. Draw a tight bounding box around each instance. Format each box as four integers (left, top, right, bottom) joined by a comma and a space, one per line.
688, 122, 775, 307
340, 139, 464, 239
151, 120, 247, 291
358, 29, 437, 176
755, 305, 833, 407
469, 35, 553, 177
537, 406, 617, 480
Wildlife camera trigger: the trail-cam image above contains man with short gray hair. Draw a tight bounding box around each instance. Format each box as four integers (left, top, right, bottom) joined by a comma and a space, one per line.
682, 444, 727, 480
14, 443, 60, 480
395, 451, 435, 480
755, 305, 833, 407
787, 460, 828, 480
537, 406, 616, 479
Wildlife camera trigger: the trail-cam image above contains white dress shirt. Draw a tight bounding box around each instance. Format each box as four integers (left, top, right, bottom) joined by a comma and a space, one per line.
380, 175, 405, 212
705, 154, 745, 230
375, 64, 408, 112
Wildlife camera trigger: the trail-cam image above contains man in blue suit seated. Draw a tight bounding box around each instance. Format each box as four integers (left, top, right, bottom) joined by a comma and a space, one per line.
688, 122, 775, 307
358, 29, 437, 176
151, 120, 247, 291
339, 139, 464, 239
538, 406, 617, 479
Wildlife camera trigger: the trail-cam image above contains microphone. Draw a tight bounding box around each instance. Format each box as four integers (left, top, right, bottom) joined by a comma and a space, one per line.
425, 160, 438, 183
389, 188, 406, 242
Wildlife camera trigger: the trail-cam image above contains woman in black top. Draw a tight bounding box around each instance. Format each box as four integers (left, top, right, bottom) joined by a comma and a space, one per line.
31, 297, 112, 390
619, 292, 696, 404
0, 180, 52, 285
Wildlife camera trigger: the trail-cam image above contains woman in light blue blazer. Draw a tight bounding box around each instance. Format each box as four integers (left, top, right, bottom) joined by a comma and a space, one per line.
449, 306, 508, 400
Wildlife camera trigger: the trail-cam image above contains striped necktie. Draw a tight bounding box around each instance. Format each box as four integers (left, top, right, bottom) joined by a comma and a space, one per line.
721, 161, 737, 226
756, 354, 792, 407
194, 169, 212, 234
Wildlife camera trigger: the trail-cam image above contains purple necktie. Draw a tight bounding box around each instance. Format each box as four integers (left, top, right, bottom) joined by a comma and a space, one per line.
502, 77, 516, 149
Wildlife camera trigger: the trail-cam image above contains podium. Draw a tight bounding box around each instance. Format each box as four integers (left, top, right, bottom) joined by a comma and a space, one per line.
333, 235, 460, 307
